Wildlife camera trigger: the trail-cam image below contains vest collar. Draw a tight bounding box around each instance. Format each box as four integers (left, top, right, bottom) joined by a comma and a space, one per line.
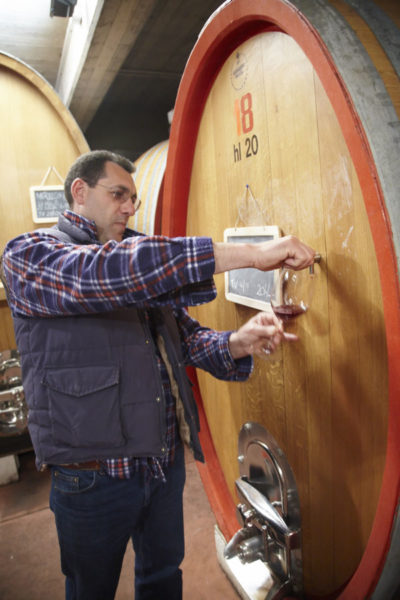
58, 210, 137, 245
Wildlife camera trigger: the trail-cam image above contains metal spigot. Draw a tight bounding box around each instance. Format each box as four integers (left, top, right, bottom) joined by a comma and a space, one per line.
309, 253, 321, 275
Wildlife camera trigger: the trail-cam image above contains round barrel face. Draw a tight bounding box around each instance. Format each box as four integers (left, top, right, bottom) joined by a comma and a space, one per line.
184, 31, 388, 597
0, 53, 89, 350
0, 54, 89, 250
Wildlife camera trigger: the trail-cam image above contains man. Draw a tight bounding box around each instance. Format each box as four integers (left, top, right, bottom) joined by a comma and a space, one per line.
1, 150, 315, 600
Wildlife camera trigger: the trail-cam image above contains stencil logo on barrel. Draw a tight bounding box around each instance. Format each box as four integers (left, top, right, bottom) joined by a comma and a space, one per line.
230, 51, 248, 91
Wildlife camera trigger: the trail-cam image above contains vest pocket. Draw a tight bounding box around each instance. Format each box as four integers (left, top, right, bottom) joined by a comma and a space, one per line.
42, 365, 124, 448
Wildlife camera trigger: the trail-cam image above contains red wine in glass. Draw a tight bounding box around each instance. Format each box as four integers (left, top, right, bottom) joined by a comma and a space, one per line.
272, 303, 308, 322
270, 267, 313, 324
269, 256, 320, 327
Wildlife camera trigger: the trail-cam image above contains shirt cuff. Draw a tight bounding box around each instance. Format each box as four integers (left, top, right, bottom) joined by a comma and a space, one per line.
219, 330, 254, 380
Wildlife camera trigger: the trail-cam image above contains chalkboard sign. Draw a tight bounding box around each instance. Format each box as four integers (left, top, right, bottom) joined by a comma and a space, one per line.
224, 226, 280, 311
30, 185, 68, 223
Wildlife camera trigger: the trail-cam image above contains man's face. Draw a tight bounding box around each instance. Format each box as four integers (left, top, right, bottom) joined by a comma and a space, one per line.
77, 161, 138, 243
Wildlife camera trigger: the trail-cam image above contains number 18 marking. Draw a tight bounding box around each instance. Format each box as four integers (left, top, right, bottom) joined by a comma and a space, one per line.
234, 92, 254, 136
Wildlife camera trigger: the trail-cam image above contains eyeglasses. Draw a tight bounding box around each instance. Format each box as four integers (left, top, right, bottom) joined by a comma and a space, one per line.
95, 182, 141, 212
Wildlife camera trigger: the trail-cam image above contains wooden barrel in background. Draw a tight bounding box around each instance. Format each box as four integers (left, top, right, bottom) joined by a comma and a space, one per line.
128, 139, 168, 235
162, 0, 400, 598
0, 52, 89, 351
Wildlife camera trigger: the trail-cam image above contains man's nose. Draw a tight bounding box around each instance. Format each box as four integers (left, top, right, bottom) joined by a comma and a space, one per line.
121, 198, 135, 216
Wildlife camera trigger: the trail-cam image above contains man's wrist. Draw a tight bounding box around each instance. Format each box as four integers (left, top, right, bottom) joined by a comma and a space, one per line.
228, 330, 247, 360
213, 242, 255, 274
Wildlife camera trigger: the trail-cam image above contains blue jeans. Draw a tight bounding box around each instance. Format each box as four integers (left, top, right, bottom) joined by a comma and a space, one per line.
49, 444, 186, 600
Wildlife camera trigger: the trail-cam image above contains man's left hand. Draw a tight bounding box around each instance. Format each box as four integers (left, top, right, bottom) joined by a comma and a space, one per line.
228, 311, 297, 359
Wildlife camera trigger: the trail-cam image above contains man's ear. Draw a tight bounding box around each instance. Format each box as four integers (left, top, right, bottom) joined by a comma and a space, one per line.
70, 178, 87, 207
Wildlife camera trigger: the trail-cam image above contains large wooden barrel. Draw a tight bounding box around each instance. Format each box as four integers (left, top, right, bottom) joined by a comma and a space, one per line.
0, 53, 89, 351
129, 140, 168, 235
162, 1, 400, 598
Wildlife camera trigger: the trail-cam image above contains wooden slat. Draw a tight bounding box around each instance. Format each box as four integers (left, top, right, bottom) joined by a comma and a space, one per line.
129, 140, 168, 235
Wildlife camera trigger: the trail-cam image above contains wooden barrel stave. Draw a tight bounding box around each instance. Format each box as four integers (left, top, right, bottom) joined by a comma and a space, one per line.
130, 140, 168, 235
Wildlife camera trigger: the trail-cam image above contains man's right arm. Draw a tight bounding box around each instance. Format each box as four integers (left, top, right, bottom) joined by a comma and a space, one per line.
2, 231, 315, 318
213, 235, 315, 274
1, 231, 217, 317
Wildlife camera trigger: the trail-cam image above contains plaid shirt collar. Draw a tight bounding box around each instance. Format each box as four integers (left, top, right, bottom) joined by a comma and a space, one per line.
62, 209, 137, 243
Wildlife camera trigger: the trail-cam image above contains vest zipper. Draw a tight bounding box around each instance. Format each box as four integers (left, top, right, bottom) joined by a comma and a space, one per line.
139, 309, 168, 454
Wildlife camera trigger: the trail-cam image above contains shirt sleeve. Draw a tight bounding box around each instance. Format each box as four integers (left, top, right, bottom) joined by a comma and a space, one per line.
175, 308, 253, 382
1, 231, 217, 317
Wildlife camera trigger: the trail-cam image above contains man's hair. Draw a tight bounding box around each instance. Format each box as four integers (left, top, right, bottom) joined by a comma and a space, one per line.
64, 150, 135, 207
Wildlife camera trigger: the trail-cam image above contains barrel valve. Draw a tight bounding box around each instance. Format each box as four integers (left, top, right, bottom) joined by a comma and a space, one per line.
224, 422, 303, 599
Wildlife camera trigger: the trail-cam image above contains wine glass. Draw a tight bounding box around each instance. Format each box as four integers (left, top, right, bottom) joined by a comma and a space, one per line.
269, 255, 320, 325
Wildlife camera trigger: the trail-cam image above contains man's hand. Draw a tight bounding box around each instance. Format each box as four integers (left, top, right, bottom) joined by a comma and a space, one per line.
228, 311, 297, 360
252, 235, 315, 271
214, 235, 315, 274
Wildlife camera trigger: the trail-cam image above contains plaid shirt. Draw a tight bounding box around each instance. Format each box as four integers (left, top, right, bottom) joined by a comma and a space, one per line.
2, 210, 252, 479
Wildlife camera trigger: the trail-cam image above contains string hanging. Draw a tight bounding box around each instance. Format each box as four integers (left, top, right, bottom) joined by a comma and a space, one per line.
39, 166, 64, 187
235, 184, 266, 227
